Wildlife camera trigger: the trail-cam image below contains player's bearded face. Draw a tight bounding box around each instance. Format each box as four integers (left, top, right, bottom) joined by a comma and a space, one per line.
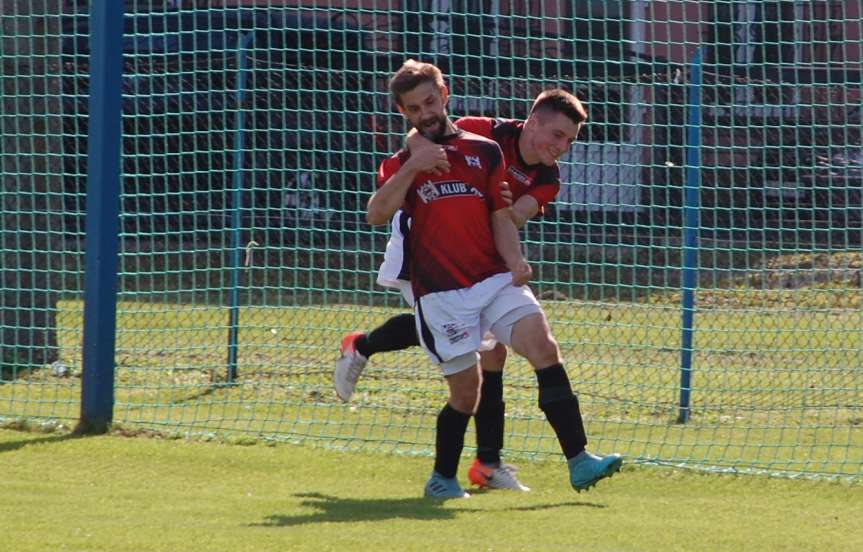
398, 82, 449, 141
417, 113, 448, 140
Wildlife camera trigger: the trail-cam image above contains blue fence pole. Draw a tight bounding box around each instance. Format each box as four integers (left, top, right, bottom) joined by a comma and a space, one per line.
677, 47, 703, 425
76, 1, 124, 434
226, 32, 255, 383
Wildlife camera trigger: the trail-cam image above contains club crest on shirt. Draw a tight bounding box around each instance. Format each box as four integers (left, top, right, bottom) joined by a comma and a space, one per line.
417, 180, 484, 203
465, 155, 482, 169
507, 166, 532, 186
417, 181, 441, 203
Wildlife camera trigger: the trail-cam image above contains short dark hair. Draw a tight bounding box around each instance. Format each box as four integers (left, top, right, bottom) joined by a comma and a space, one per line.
529, 89, 588, 125
389, 59, 446, 107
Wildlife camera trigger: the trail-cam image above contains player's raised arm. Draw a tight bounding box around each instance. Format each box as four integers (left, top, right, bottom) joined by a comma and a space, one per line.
367, 147, 451, 225
405, 128, 449, 176
367, 157, 418, 226
405, 127, 428, 151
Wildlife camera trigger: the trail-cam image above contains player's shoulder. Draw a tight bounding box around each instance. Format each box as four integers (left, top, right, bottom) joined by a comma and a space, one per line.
491, 117, 521, 130
454, 116, 494, 134
489, 117, 523, 140
455, 115, 494, 125
455, 130, 504, 159
380, 148, 411, 164
377, 148, 411, 178
456, 129, 499, 145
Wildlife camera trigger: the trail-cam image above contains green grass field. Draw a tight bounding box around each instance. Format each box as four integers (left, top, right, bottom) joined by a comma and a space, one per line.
1, 294, 861, 479
1, 428, 860, 552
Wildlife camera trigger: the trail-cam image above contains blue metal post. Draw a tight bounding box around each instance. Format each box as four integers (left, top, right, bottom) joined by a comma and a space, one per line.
677, 47, 703, 424
77, 1, 124, 434
226, 32, 255, 383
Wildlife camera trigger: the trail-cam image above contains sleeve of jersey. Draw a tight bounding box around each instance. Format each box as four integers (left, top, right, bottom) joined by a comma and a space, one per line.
454, 116, 493, 138
376, 155, 401, 189
486, 147, 509, 212
528, 166, 561, 214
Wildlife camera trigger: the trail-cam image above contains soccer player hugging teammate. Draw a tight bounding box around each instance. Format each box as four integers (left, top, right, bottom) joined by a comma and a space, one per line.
358, 60, 622, 498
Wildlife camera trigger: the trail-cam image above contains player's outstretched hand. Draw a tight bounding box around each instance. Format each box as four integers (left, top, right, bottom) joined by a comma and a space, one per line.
509, 259, 532, 286
408, 144, 450, 176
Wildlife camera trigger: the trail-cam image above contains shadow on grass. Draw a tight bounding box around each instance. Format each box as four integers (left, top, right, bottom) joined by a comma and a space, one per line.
0, 433, 81, 454
251, 492, 605, 527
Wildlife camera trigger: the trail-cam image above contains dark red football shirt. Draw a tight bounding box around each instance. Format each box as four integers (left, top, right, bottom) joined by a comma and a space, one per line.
377, 129, 510, 298
454, 116, 560, 213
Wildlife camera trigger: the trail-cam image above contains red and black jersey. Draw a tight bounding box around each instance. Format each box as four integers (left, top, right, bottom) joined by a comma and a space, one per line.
454, 116, 560, 213
377, 130, 510, 298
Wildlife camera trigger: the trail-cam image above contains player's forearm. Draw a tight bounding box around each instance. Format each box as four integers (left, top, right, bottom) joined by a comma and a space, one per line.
510, 196, 539, 229
366, 165, 418, 225
491, 208, 526, 268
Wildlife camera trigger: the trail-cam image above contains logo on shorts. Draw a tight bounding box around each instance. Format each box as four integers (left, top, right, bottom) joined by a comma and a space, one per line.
442, 322, 470, 344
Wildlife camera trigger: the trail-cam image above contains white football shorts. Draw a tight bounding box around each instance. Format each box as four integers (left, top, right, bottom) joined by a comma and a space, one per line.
414, 272, 542, 376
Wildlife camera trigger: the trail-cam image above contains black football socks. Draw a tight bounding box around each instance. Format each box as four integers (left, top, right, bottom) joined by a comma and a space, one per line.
536, 363, 587, 460
434, 403, 471, 478
474, 370, 505, 466
354, 313, 419, 359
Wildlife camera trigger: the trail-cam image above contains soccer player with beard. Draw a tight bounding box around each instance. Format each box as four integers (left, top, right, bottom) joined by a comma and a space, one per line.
335, 89, 595, 492
363, 60, 622, 498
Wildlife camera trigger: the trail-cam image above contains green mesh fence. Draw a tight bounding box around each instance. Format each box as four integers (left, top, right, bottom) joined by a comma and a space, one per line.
1, 1, 80, 420
1, 1, 861, 480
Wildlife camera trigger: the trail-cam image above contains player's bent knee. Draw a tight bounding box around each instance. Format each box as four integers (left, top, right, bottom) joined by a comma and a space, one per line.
449, 389, 480, 414
532, 337, 561, 367
528, 338, 561, 368
448, 381, 480, 413
511, 315, 560, 365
